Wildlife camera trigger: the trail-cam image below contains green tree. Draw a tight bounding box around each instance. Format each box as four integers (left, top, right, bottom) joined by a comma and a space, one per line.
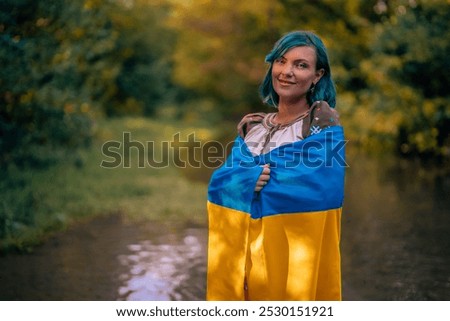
359, 0, 450, 157
0, 0, 185, 167
0, 0, 120, 167
109, 0, 183, 116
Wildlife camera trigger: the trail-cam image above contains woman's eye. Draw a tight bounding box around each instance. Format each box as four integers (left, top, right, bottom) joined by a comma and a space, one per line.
295, 63, 308, 68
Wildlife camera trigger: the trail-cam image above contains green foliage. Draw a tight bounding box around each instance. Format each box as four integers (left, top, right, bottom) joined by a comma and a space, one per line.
110, 0, 183, 116
357, 0, 450, 157
0, 0, 114, 167
0, 0, 185, 168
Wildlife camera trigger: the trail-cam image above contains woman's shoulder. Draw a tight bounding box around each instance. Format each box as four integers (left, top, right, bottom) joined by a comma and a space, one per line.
302, 101, 341, 138
312, 101, 340, 122
237, 112, 267, 138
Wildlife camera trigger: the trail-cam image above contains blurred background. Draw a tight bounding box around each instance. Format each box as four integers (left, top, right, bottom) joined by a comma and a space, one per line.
0, 0, 449, 300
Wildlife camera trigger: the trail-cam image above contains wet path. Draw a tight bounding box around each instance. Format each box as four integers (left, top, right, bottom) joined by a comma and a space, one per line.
0, 215, 207, 300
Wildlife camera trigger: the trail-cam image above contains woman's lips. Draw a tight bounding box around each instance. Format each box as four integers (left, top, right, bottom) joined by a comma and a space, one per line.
278, 79, 296, 85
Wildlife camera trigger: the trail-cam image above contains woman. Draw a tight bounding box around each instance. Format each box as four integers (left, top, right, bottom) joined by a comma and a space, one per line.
207, 31, 346, 301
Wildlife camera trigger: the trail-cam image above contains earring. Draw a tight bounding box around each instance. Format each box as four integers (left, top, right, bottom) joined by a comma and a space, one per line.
309, 83, 315, 94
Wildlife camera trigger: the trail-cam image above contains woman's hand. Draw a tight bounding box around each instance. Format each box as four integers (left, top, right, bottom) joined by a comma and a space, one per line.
255, 164, 270, 192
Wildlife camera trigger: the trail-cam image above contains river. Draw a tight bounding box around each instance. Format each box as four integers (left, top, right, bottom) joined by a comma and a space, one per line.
0, 153, 449, 300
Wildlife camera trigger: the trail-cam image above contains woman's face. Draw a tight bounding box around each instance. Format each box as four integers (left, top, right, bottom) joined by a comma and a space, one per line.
271, 46, 324, 104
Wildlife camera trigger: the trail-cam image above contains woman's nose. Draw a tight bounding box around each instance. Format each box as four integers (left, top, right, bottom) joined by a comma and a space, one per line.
281, 64, 294, 76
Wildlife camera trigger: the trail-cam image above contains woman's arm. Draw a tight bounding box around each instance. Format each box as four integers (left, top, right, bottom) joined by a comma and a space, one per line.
237, 112, 266, 138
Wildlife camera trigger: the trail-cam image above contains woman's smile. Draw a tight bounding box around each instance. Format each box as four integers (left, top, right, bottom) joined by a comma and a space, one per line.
277, 78, 296, 86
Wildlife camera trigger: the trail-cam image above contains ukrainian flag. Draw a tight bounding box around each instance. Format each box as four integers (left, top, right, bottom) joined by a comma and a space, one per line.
207, 125, 346, 301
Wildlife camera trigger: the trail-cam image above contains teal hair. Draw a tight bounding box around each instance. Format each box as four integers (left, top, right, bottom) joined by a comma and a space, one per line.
260, 31, 336, 108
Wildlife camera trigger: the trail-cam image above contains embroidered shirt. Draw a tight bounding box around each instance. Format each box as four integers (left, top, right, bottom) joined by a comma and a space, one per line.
244, 113, 305, 155
237, 101, 340, 156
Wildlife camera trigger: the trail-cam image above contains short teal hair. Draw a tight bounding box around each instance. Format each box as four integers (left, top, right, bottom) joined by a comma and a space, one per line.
260, 31, 336, 108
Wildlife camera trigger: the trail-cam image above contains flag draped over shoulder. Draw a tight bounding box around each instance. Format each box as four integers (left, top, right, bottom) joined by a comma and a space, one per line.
206, 125, 346, 301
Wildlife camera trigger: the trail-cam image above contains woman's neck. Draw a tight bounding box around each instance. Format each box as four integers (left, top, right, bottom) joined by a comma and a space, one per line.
275, 98, 310, 124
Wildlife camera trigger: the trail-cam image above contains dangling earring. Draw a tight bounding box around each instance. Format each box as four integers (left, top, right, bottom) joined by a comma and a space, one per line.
309, 83, 316, 94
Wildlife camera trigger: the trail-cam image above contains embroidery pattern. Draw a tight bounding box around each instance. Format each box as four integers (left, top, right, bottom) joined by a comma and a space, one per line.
310, 125, 322, 135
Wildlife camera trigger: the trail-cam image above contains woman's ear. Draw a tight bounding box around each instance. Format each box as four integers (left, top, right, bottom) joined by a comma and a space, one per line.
314, 68, 325, 84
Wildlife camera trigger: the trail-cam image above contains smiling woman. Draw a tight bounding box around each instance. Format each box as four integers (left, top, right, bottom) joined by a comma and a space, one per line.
206, 31, 345, 301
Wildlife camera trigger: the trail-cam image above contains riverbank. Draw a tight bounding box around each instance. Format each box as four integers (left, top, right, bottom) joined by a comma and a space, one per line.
0, 116, 221, 253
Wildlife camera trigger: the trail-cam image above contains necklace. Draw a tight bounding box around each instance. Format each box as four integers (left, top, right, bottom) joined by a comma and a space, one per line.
267, 110, 309, 129
259, 110, 309, 153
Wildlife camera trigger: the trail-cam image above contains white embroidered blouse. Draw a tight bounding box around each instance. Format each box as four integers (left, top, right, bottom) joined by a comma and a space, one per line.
244, 113, 306, 156
238, 101, 341, 156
